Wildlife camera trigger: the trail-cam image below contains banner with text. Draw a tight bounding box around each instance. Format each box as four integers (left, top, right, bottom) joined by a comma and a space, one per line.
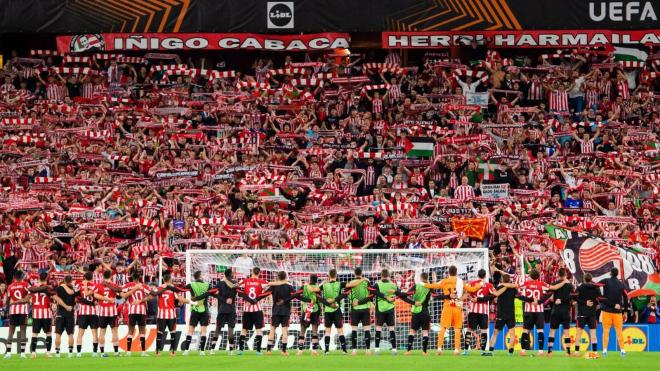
56, 33, 350, 54
480, 183, 509, 199
382, 30, 660, 48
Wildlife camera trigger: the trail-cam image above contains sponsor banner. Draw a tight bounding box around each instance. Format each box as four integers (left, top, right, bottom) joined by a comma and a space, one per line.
382, 30, 660, 48
2, 1, 658, 33
493, 324, 654, 352
480, 183, 509, 199
465, 92, 489, 108
56, 33, 350, 54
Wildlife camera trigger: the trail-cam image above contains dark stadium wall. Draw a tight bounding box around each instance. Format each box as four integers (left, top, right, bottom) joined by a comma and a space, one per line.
0, 0, 657, 33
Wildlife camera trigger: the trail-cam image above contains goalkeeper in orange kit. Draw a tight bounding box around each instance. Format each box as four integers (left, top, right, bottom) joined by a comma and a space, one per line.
425, 265, 481, 355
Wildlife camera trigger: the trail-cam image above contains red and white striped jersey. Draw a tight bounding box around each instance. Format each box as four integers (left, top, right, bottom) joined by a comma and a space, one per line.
241, 277, 268, 312
366, 166, 376, 186
617, 80, 630, 99
585, 88, 599, 107
580, 139, 594, 154
92, 271, 104, 284
372, 98, 383, 114
156, 285, 178, 319
520, 280, 549, 313
123, 282, 150, 315
453, 185, 475, 200
549, 90, 569, 112
387, 84, 402, 101
96, 283, 117, 317
527, 82, 543, 100
76, 280, 97, 316
8, 281, 30, 315
31, 288, 53, 319
46, 83, 67, 101
363, 225, 379, 244
469, 280, 495, 315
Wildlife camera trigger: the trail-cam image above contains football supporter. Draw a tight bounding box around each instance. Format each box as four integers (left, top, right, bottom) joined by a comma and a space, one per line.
0, 43, 657, 357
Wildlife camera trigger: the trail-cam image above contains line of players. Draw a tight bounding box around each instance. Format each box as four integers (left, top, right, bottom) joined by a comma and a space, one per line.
3, 264, 630, 358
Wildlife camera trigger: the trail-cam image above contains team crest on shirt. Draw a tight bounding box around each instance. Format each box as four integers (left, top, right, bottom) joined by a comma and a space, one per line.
70, 34, 105, 53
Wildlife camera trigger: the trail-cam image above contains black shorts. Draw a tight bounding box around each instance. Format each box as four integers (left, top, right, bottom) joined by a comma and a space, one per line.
157, 318, 177, 332
495, 318, 516, 331
523, 312, 544, 330
300, 311, 320, 327
242, 311, 264, 330
55, 313, 75, 334
576, 314, 598, 330
468, 313, 489, 330
98, 316, 118, 329
410, 312, 431, 331
77, 315, 98, 329
190, 311, 210, 327
375, 310, 395, 327
350, 310, 371, 326
9, 314, 27, 326
32, 318, 52, 334
216, 312, 237, 328
271, 314, 291, 328
549, 310, 571, 330
129, 314, 147, 327
324, 311, 343, 329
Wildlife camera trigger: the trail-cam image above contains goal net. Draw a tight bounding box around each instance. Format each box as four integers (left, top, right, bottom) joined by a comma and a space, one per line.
184, 248, 489, 352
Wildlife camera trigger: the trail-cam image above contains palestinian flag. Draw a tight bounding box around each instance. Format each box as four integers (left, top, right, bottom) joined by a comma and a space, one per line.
403, 137, 434, 158
614, 46, 647, 68
477, 160, 503, 182
451, 217, 488, 240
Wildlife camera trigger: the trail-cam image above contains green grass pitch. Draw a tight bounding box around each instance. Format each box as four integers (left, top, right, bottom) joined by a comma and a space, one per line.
2, 351, 658, 371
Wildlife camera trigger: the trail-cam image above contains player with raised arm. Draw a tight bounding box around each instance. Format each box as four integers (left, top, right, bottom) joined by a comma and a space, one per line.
4, 270, 30, 359
397, 272, 435, 356
573, 273, 600, 358
193, 268, 239, 355
371, 269, 399, 355
465, 269, 495, 355
347, 267, 373, 355
425, 265, 481, 356
54, 275, 76, 358
120, 272, 151, 357
181, 270, 211, 356
76, 271, 113, 358
153, 273, 191, 356
97, 270, 121, 357
237, 267, 270, 355
264, 271, 298, 356
546, 268, 572, 356
480, 274, 520, 356
517, 268, 567, 357
296, 273, 321, 356
27, 272, 65, 358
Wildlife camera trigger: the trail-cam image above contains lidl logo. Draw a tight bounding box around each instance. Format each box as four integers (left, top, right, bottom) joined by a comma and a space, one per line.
622, 327, 647, 352
560, 328, 590, 351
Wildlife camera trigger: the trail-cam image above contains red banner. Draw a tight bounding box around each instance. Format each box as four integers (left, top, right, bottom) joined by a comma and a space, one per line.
56, 33, 350, 54
451, 217, 488, 240
382, 30, 660, 49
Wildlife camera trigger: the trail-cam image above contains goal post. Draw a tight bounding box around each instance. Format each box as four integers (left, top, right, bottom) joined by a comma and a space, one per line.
184, 248, 490, 352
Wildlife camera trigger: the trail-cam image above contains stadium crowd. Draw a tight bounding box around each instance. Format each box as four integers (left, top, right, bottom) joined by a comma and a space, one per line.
0, 44, 658, 332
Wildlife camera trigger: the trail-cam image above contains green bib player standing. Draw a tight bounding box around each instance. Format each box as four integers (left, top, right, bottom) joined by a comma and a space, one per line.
181, 271, 210, 356
348, 267, 372, 355
372, 269, 400, 355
